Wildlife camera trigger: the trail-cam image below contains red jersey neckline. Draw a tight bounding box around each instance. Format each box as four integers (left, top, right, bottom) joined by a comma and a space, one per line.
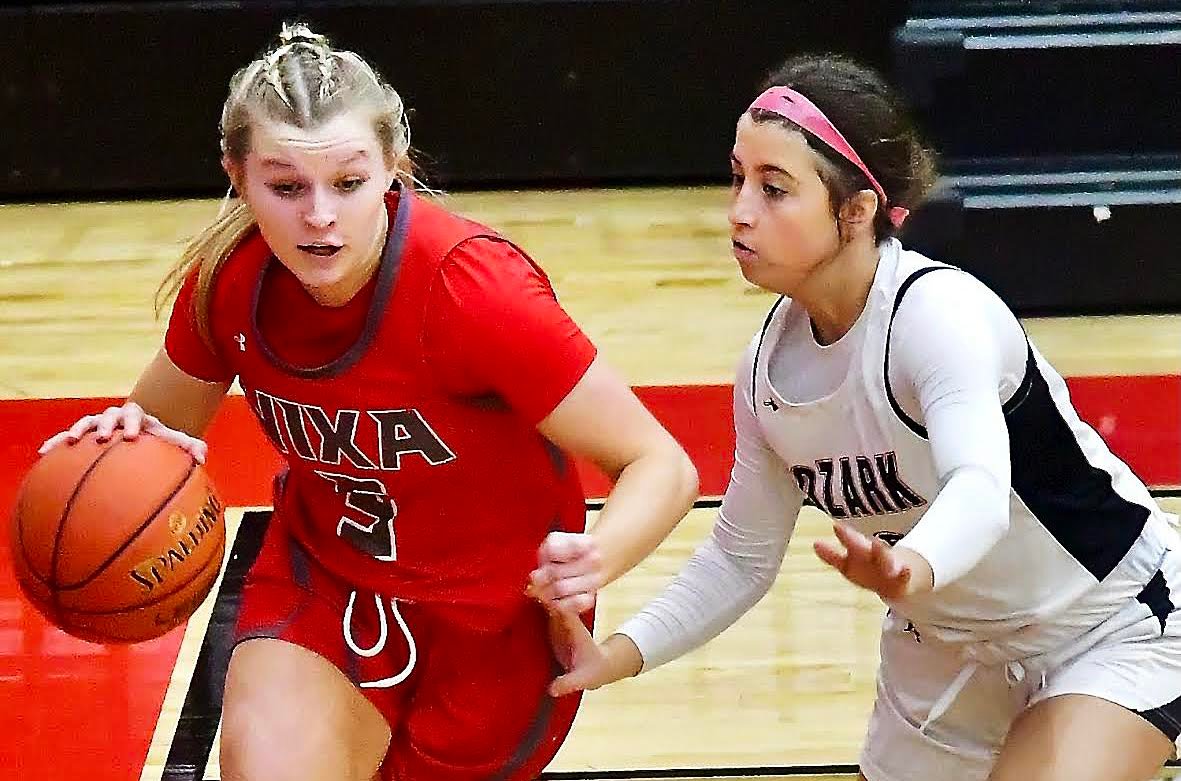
249, 187, 413, 378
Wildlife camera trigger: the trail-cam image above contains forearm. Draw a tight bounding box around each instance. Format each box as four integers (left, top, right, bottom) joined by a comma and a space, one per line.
896, 465, 1008, 592
617, 531, 781, 671
129, 348, 229, 436
889, 271, 1022, 594
592, 441, 698, 585
597, 633, 645, 683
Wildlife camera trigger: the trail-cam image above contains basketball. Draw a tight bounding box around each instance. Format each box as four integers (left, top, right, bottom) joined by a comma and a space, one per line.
10, 431, 226, 644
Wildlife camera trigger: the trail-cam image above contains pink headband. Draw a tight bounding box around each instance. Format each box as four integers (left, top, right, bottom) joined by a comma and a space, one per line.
748, 87, 909, 228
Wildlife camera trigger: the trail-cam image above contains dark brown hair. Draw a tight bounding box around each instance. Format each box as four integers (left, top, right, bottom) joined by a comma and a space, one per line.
755, 53, 938, 242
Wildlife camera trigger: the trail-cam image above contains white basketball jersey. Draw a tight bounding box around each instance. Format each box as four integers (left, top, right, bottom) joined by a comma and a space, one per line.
750, 241, 1176, 659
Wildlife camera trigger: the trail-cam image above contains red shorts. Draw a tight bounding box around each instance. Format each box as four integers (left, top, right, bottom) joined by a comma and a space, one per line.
233, 514, 587, 781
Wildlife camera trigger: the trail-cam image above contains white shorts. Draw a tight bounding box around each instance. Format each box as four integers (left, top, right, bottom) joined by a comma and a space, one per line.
861, 579, 1181, 781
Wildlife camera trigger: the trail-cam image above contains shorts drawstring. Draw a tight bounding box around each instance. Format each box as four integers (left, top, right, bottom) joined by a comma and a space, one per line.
919, 661, 980, 734
917, 646, 1047, 735
343, 591, 418, 688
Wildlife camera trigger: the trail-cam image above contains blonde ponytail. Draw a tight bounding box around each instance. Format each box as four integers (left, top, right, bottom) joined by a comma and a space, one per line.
155, 200, 256, 349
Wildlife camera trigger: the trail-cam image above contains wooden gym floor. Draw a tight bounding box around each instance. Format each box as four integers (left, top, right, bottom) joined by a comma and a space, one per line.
0, 187, 1179, 780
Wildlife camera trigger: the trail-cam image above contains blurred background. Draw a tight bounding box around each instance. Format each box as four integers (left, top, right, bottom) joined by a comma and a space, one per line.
4, 0, 1181, 311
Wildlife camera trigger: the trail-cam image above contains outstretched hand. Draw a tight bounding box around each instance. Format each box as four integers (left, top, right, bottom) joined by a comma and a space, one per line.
813, 522, 917, 600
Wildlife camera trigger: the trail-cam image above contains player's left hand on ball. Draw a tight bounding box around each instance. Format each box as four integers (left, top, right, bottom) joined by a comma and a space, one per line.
813, 521, 912, 600
528, 532, 602, 615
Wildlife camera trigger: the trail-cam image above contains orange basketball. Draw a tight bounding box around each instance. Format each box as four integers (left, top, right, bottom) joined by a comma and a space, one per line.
10, 431, 226, 644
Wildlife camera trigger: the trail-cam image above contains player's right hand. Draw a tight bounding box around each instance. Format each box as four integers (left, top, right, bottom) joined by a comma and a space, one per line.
528, 531, 602, 617
813, 521, 929, 599
37, 401, 209, 464
547, 610, 644, 697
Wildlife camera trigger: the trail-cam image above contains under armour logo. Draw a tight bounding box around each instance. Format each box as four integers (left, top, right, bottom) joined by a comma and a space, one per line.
234, 333, 246, 352
762, 398, 779, 412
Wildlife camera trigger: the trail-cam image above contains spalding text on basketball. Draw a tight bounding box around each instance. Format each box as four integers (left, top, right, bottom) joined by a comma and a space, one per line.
128, 490, 224, 593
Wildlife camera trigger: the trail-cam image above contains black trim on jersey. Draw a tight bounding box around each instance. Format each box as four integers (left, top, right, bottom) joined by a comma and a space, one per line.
252, 184, 413, 379
289, 534, 311, 589
883, 265, 957, 438
489, 656, 561, 781
1135, 693, 1181, 743
883, 265, 1148, 581
750, 296, 787, 413
1000, 347, 1036, 417
884, 265, 1035, 437
1137, 569, 1174, 634
1005, 353, 1150, 581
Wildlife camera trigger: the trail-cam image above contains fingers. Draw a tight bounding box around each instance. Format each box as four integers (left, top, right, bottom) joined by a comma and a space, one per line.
38, 429, 79, 455
143, 417, 208, 464
64, 414, 101, 443
815, 522, 867, 574
530, 556, 602, 592
530, 532, 601, 614
815, 523, 894, 574
816, 523, 915, 599
549, 607, 594, 648
892, 560, 912, 586
545, 610, 579, 669
546, 614, 601, 697
528, 571, 598, 614
120, 402, 146, 439
535, 572, 601, 601
833, 522, 873, 559
529, 572, 599, 614
37, 413, 100, 454
813, 538, 849, 572
547, 591, 596, 615
537, 532, 596, 565
549, 671, 589, 698
37, 404, 209, 465
93, 406, 127, 442
870, 536, 903, 580
42, 403, 139, 451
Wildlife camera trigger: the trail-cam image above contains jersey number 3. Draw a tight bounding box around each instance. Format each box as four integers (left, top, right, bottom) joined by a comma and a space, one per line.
315, 470, 398, 561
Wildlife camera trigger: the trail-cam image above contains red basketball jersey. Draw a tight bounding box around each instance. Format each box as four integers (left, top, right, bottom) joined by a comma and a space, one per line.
166, 189, 595, 629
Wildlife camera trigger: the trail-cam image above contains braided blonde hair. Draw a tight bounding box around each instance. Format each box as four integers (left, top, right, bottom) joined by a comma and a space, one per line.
157, 22, 414, 347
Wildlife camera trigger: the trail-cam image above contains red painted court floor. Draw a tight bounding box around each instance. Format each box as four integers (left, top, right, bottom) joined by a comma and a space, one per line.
1, 377, 1178, 780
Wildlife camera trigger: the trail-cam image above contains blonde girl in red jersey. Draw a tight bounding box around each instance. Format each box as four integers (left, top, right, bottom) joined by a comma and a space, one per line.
39, 22, 697, 781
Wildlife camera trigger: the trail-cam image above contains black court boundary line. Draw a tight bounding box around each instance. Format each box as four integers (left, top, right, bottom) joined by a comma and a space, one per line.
541, 767, 859, 779
587, 498, 723, 511
161, 492, 1181, 781
160, 508, 270, 781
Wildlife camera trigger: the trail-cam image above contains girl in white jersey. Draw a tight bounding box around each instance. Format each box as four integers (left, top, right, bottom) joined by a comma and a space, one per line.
540, 54, 1181, 781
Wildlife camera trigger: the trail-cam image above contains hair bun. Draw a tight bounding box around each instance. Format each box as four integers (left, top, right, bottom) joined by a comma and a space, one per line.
278, 22, 327, 47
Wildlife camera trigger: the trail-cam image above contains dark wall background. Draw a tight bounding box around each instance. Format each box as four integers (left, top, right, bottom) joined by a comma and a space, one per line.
4, 0, 1179, 314
0, 0, 906, 199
